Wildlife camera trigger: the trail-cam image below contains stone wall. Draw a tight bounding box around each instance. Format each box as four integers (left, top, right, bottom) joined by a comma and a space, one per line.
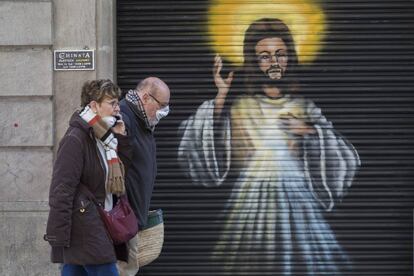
0, 1, 115, 275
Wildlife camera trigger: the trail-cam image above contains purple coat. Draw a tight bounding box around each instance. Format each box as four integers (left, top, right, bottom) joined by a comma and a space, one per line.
44, 112, 131, 264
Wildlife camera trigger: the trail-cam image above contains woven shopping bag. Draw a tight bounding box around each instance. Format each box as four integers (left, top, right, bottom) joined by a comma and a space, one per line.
138, 209, 164, 267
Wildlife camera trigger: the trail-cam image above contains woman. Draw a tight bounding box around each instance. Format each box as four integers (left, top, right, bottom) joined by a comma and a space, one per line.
44, 79, 131, 276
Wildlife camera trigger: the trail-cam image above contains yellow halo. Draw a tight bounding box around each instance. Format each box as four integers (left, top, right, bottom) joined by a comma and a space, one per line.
208, 0, 326, 65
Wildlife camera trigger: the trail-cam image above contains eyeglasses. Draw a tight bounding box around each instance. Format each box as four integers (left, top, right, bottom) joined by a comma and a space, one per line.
148, 93, 168, 109
257, 50, 288, 64
103, 100, 120, 108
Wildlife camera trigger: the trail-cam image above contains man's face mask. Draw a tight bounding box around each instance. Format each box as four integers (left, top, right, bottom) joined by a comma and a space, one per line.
151, 105, 169, 126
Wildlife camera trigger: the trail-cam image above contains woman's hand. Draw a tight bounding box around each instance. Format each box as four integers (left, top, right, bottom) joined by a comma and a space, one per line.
111, 114, 127, 135
213, 54, 234, 116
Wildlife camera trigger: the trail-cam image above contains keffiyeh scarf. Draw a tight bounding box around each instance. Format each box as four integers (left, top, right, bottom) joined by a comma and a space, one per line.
80, 105, 125, 195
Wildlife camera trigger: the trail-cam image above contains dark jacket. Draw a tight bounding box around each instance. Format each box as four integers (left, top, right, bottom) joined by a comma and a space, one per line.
120, 99, 157, 227
44, 112, 131, 264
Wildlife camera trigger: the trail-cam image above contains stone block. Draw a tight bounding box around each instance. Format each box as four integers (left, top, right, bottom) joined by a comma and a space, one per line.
0, 1, 52, 45
0, 212, 59, 276
54, 72, 95, 144
0, 148, 53, 202
0, 49, 52, 96
0, 98, 53, 147
54, 0, 96, 47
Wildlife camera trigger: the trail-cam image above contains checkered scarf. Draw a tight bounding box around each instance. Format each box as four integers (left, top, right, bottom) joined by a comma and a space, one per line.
79, 105, 125, 195
126, 89, 153, 130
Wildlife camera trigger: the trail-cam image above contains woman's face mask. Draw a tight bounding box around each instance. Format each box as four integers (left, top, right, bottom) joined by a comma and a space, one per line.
102, 116, 117, 128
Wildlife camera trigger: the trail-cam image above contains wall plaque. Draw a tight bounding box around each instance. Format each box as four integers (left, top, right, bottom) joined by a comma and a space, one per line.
54, 50, 95, 71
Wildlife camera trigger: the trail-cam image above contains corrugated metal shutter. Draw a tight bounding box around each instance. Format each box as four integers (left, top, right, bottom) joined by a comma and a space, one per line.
117, 1, 414, 275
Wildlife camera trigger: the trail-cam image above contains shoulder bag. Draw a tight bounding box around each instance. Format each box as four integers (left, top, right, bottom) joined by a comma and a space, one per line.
80, 185, 138, 245
137, 209, 164, 267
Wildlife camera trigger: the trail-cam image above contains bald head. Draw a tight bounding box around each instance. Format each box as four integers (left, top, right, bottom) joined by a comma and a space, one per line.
136, 77, 170, 101
135, 77, 170, 127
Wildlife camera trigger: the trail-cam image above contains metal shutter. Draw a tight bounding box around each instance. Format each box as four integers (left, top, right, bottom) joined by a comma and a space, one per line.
117, 1, 414, 275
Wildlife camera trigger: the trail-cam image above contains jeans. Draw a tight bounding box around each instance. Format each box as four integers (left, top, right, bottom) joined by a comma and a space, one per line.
61, 263, 119, 276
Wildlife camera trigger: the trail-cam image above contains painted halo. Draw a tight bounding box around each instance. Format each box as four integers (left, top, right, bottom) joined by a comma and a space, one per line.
208, 0, 326, 65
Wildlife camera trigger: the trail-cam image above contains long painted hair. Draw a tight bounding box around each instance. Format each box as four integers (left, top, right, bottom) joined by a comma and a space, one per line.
242, 18, 299, 96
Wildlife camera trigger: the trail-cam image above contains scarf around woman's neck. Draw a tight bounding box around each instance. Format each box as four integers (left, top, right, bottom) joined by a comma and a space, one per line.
79, 105, 125, 195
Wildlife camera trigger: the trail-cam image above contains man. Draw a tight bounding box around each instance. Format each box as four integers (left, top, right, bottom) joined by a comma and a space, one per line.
178, 18, 360, 274
118, 77, 170, 276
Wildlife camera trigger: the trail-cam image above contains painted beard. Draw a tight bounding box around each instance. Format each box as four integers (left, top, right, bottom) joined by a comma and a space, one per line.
257, 65, 288, 88
266, 64, 284, 80
265, 65, 285, 82
245, 65, 290, 98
